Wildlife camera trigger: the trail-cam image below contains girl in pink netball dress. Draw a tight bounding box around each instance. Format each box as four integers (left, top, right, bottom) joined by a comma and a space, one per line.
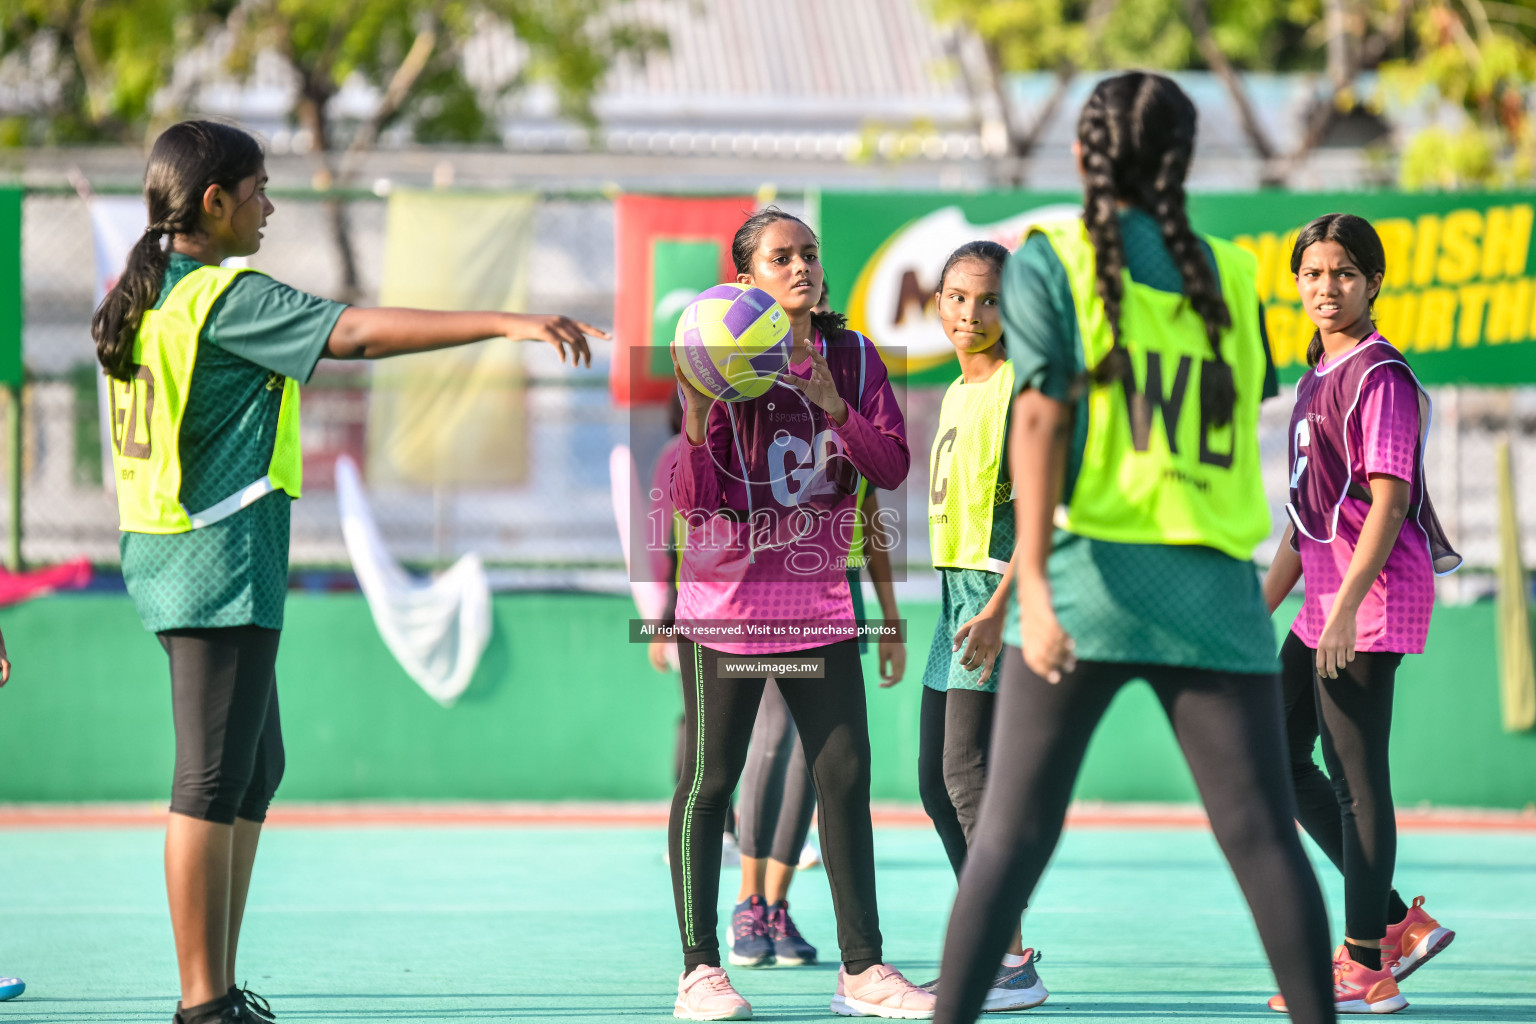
1263, 213, 1461, 1015
667, 209, 932, 1021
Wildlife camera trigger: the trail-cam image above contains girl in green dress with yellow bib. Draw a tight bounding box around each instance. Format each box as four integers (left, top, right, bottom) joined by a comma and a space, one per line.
929, 74, 1336, 1024
93, 120, 606, 1024
917, 241, 1044, 1010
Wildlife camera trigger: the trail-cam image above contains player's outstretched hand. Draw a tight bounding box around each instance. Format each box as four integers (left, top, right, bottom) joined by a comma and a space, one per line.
507, 313, 609, 367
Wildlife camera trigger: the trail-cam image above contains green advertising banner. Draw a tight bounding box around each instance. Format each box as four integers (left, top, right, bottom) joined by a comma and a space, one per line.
820, 190, 1536, 385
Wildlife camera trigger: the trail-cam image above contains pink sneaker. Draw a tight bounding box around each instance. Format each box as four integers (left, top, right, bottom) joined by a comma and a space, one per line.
674, 966, 752, 1021
831, 964, 937, 1019
1384, 896, 1454, 981
1267, 946, 1407, 1014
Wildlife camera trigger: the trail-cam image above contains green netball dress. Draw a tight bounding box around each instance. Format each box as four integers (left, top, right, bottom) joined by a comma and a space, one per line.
119, 252, 346, 633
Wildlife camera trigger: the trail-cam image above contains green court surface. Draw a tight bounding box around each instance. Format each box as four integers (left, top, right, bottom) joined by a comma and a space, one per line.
2, 823, 1532, 1022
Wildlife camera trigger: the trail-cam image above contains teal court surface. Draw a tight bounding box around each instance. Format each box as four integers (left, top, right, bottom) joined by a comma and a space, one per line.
2, 809, 1532, 1023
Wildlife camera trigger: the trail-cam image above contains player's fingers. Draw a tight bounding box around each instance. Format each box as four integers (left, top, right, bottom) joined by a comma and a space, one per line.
553, 321, 589, 361
574, 320, 611, 340
951, 623, 972, 653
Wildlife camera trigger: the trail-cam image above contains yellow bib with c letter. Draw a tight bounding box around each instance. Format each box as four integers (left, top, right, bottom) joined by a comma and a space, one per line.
929, 361, 1014, 573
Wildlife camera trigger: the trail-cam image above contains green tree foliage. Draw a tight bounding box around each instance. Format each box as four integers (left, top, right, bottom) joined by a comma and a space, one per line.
930, 0, 1536, 189
0, 0, 201, 142
929, 0, 1328, 75
2, 0, 662, 298
0, 0, 661, 148
1385, 2, 1536, 188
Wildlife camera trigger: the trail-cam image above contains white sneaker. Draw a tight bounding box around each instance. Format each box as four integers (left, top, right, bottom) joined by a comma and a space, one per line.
797, 839, 822, 870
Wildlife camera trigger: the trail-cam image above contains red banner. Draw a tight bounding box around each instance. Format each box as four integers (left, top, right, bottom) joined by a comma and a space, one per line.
612, 194, 755, 405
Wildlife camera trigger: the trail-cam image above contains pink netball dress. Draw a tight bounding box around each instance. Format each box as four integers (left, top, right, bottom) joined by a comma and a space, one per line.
670, 329, 909, 655
1284, 333, 1460, 654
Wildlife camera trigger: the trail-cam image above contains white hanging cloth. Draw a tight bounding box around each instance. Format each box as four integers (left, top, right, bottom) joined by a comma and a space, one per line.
335, 455, 491, 706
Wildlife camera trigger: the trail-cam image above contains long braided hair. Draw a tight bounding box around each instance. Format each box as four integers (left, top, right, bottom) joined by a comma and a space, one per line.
1077, 73, 1236, 426
92, 120, 264, 381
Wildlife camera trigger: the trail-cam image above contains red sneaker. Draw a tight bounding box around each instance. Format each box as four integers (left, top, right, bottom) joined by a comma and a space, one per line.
1267, 946, 1407, 1014
1384, 895, 1455, 981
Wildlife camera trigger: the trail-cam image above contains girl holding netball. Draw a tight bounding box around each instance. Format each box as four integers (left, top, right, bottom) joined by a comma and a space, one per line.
669, 209, 932, 1019
916, 240, 1045, 1011
930, 73, 1336, 1024
93, 120, 605, 1024
1262, 213, 1459, 1012
728, 282, 906, 973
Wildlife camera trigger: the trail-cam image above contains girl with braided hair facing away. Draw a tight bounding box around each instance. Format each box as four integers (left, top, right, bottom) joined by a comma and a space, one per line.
1263, 214, 1460, 1014
94, 120, 606, 1024
668, 209, 933, 1020
930, 73, 1337, 1024
915, 241, 1045, 1010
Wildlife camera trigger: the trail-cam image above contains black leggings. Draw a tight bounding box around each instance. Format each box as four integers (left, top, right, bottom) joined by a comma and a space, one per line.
670, 639, 881, 971
737, 680, 816, 864
1281, 631, 1403, 941
917, 686, 995, 878
933, 648, 1334, 1024
161, 626, 285, 826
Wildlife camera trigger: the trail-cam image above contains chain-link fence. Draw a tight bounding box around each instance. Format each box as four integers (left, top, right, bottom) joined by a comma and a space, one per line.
5, 188, 1536, 597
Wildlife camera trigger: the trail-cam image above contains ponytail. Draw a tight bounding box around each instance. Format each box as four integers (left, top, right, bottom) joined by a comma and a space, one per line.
92, 120, 264, 381
93, 228, 172, 380
1075, 73, 1235, 426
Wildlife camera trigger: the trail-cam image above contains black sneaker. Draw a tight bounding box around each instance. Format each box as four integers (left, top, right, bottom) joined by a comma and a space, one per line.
231, 985, 277, 1023
172, 993, 244, 1024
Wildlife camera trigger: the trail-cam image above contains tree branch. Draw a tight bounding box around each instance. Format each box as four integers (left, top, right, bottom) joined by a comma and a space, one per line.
1360, 0, 1414, 67
1183, 0, 1278, 167
69, 0, 109, 128
339, 13, 442, 181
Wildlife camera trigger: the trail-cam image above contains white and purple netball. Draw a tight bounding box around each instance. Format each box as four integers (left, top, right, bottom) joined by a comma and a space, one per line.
672, 284, 792, 402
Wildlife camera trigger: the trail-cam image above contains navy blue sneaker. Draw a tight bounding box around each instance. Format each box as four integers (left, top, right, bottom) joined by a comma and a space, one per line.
0, 977, 24, 1001
765, 900, 817, 966
728, 895, 775, 967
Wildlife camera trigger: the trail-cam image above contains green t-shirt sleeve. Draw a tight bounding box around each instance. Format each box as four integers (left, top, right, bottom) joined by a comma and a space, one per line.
1257, 300, 1279, 400
1002, 233, 1081, 402
203, 273, 347, 384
